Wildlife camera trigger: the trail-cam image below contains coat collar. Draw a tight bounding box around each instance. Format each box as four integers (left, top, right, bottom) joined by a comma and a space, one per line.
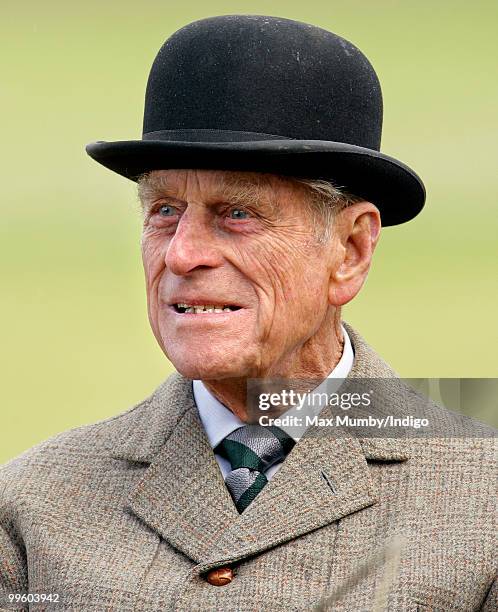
113, 386, 382, 571
110, 323, 410, 569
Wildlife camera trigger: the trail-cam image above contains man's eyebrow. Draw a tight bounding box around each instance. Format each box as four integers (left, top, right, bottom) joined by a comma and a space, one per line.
218, 176, 276, 210
137, 174, 175, 213
138, 173, 278, 213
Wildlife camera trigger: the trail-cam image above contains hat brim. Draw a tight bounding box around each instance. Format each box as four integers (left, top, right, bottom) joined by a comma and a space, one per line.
85, 139, 425, 226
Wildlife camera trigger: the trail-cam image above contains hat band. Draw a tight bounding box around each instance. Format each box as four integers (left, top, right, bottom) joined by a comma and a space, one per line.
142, 129, 293, 143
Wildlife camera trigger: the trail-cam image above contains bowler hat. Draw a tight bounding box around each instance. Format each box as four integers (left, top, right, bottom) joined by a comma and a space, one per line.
86, 15, 425, 226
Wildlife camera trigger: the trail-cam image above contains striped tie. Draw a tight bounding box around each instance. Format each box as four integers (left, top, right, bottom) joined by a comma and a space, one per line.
216, 424, 295, 513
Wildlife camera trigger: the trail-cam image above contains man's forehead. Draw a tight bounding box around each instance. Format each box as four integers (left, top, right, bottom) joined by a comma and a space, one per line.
139, 169, 295, 201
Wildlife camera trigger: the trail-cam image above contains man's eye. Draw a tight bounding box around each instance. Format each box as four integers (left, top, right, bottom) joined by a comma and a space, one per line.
228, 208, 250, 220
157, 204, 177, 216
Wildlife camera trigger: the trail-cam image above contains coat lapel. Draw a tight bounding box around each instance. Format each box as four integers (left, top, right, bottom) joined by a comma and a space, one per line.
126, 405, 240, 563
118, 397, 380, 570
196, 425, 379, 573
111, 374, 239, 564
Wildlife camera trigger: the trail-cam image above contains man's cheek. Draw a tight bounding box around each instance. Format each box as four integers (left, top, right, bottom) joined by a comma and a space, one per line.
142, 243, 165, 284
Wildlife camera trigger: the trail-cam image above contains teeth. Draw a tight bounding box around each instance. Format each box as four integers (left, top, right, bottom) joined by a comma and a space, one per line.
176, 303, 237, 313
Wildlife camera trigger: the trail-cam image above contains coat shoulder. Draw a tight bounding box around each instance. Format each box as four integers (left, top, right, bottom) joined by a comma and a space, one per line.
0, 372, 189, 504
342, 321, 497, 472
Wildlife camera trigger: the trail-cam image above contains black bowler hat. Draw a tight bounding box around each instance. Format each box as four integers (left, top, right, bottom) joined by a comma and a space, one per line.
86, 15, 425, 226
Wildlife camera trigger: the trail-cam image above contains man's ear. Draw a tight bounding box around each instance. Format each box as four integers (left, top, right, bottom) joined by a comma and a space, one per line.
328, 202, 381, 306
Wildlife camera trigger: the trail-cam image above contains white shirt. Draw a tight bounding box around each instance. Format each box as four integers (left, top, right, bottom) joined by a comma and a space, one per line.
194, 325, 354, 480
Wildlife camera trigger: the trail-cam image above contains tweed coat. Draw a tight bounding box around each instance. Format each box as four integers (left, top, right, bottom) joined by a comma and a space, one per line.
1, 324, 496, 611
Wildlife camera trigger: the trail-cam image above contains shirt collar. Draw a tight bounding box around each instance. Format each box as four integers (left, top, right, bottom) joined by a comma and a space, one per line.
194, 325, 354, 448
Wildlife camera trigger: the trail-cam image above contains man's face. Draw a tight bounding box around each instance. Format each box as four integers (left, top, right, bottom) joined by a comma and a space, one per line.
140, 169, 340, 380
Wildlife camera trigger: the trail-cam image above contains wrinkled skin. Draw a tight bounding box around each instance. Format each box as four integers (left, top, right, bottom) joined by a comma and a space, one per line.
140, 169, 380, 419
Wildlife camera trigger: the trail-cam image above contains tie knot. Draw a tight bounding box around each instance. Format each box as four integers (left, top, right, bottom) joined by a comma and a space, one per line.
217, 424, 295, 473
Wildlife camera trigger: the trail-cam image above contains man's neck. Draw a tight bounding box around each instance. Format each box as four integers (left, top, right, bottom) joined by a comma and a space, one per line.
203, 318, 345, 422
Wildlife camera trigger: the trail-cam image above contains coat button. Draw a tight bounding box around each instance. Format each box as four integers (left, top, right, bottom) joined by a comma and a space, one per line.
206, 567, 234, 586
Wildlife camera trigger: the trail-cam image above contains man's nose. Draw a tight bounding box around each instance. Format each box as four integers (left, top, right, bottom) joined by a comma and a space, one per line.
164, 209, 223, 275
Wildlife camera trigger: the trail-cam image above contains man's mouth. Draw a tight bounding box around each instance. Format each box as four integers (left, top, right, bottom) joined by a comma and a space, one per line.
172, 303, 242, 314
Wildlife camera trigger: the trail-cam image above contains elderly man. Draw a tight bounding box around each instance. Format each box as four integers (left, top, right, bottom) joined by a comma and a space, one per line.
1, 15, 496, 612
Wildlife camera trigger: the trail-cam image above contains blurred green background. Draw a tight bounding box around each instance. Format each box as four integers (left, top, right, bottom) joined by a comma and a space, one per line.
2, 0, 497, 464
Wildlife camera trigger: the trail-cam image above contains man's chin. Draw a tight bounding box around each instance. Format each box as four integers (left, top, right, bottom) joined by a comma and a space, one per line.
174, 363, 246, 381
159, 330, 257, 380
165, 352, 249, 381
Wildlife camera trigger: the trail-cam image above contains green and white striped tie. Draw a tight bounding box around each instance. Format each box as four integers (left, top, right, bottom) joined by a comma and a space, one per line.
216, 424, 295, 513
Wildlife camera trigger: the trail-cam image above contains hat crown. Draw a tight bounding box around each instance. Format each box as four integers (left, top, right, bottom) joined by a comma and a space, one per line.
143, 15, 383, 149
